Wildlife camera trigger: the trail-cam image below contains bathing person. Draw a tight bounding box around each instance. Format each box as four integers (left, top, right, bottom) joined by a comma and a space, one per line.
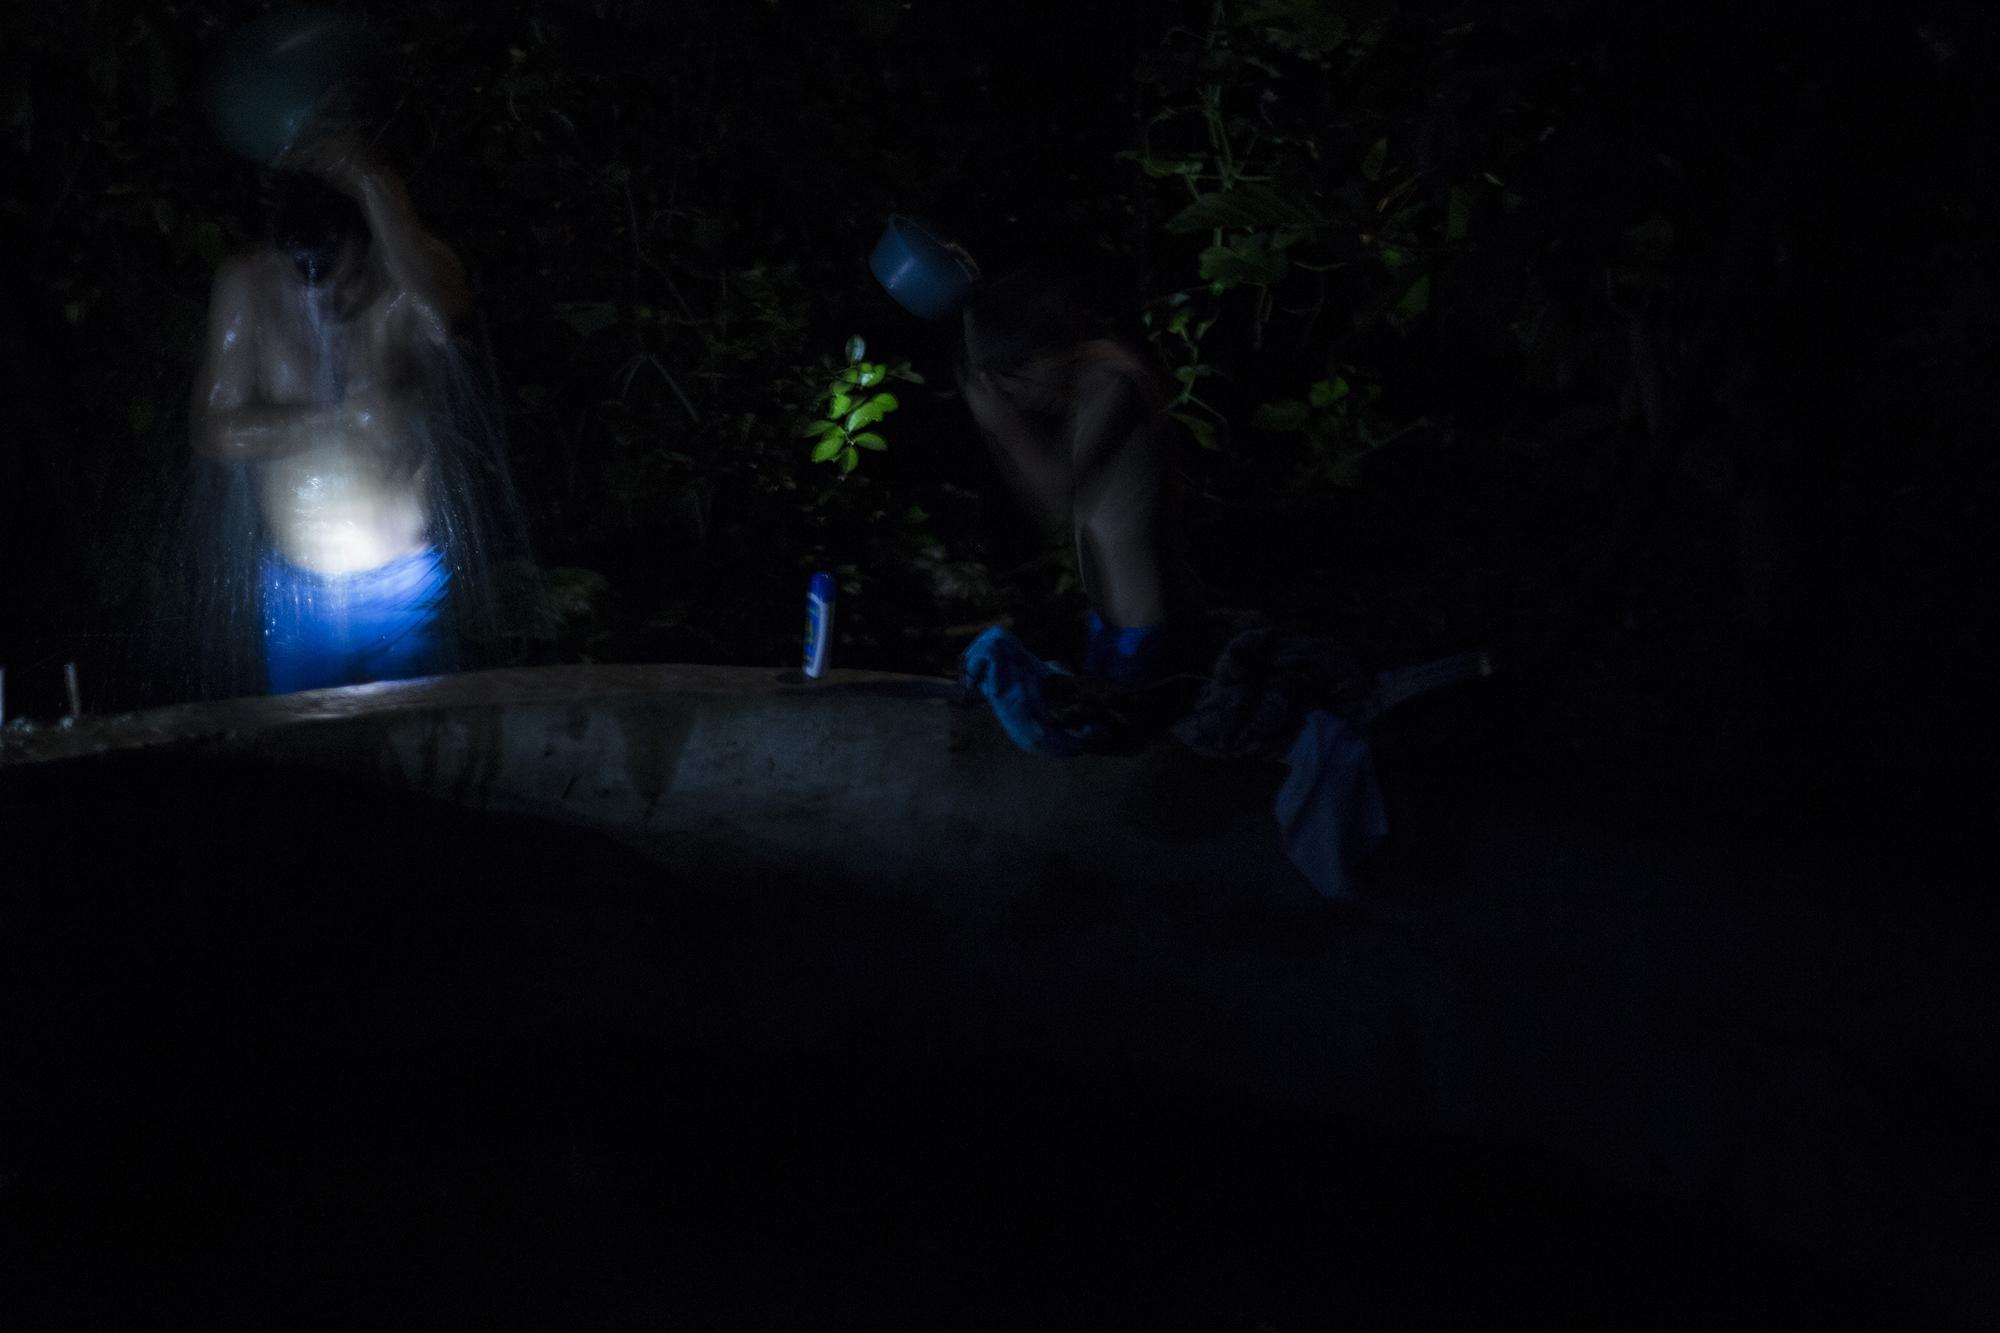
190, 134, 470, 692
956, 267, 1175, 681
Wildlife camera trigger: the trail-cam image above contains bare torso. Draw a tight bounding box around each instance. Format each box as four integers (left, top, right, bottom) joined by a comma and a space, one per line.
192, 145, 469, 580
237, 251, 431, 574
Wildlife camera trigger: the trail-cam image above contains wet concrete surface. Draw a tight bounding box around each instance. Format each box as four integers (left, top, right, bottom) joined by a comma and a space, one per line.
1, 667, 1992, 1327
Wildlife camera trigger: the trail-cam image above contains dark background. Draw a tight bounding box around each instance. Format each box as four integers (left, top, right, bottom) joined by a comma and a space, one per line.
3, 3, 1998, 1325
4, 1, 1996, 838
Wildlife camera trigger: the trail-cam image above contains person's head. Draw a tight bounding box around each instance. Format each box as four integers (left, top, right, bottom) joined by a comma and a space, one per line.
958, 266, 1102, 413
959, 267, 1092, 376
268, 170, 369, 288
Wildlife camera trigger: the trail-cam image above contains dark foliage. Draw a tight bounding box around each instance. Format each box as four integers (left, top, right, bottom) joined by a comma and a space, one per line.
1, 0, 1993, 807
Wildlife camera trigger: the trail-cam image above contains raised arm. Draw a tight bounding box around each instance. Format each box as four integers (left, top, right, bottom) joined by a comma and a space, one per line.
961, 367, 1074, 534
289, 135, 470, 343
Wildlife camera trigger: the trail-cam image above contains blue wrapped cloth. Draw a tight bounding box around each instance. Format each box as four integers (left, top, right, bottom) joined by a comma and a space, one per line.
262, 546, 453, 694
1082, 612, 1164, 684
960, 616, 1180, 756
1276, 709, 1388, 900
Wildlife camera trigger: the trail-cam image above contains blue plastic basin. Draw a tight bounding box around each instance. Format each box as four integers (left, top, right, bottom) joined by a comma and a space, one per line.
208, 8, 369, 164
870, 216, 977, 321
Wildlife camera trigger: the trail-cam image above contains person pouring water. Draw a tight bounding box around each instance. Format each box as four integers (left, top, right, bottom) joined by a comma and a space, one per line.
871, 219, 1176, 684
191, 119, 470, 693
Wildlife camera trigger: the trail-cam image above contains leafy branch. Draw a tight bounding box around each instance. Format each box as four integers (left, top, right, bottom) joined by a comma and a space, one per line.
795, 334, 923, 475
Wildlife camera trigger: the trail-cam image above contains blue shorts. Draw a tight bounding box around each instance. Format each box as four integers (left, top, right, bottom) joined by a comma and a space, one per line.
261, 546, 452, 694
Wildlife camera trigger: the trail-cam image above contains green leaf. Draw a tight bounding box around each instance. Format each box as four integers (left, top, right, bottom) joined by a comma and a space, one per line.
1308, 376, 1350, 408
1170, 411, 1220, 451
1167, 192, 1249, 233
839, 446, 860, 474
1361, 138, 1388, 183
1165, 184, 1319, 235
902, 506, 930, 524
852, 431, 888, 451
1393, 273, 1431, 319
845, 334, 867, 364
1198, 234, 1289, 289
845, 392, 900, 430
830, 391, 853, 418
811, 435, 846, 463
1252, 400, 1310, 432
1134, 155, 1206, 179
855, 363, 884, 387
1270, 223, 1319, 251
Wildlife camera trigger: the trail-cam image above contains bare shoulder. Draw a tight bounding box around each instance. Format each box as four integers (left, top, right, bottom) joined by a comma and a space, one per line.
1078, 337, 1149, 375
1076, 338, 1165, 411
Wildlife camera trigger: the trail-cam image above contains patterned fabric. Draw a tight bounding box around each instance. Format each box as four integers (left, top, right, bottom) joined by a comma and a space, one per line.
1170, 614, 1373, 761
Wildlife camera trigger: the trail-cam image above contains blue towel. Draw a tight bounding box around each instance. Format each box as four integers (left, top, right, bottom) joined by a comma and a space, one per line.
960, 625, 1094, 757
1276, 709, 1388, 900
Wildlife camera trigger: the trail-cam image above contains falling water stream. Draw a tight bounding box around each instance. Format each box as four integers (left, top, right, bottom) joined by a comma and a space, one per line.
159, 294, 533, 704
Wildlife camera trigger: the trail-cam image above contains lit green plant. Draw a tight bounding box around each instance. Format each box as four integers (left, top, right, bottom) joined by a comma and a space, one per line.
796, 334, 923, 474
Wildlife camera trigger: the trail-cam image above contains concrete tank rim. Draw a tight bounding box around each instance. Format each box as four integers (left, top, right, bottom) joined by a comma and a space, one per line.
0, 664, 963, 770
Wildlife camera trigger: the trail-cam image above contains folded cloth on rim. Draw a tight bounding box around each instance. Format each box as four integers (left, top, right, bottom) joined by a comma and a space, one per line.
959, 624, 1097, 757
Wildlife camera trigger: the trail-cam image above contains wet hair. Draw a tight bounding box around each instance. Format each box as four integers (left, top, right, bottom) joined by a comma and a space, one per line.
959, 266, 1099, 376
268, 171, 369, 283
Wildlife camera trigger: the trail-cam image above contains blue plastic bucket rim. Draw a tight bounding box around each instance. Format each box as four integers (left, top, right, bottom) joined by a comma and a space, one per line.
871, 215, 978, 320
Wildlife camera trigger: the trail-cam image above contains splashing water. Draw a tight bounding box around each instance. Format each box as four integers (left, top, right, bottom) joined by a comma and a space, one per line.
154, 317, 538, 704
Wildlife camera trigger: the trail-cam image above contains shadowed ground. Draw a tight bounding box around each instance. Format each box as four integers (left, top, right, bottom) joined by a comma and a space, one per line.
0, 670, 1990, 1328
